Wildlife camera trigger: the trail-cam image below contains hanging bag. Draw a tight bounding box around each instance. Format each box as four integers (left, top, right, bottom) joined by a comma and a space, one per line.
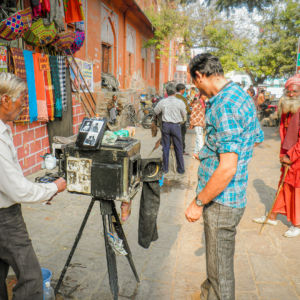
23, 18, 57, 47
0, 7, 32, 41
52, 30, 76, 51
65, 30, 85, 54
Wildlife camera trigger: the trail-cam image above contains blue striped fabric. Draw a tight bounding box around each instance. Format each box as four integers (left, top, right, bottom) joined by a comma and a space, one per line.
197, 82, 264, 208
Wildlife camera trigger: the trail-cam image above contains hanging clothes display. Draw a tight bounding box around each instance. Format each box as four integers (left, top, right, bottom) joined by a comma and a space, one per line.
32, 53, 48, 122
49, 56, 62, 118
23, 50, 38, 123
63, 0, 85, 23
41, 55, 55, 121
43, 0, 65, 31
57, 56, 67, 111
0, 46, 7, 72
10, 48, 30, 123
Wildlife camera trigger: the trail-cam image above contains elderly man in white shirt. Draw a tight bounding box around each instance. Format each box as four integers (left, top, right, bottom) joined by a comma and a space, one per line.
0, 73, 66, 300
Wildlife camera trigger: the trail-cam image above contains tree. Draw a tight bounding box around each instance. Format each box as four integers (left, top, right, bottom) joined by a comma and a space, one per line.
207, 0, 273, 12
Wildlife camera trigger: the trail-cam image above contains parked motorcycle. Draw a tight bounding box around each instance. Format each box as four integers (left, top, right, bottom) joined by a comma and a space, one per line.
141, 95, 161, 129
258, 100, 279, 127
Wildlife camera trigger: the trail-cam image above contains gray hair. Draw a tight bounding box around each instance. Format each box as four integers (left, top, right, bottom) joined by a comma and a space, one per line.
0, 72, 27, 102
165, 82, 176, 96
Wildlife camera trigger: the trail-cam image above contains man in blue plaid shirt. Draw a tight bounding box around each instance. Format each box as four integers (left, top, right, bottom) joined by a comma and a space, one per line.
185, 53, 264, 300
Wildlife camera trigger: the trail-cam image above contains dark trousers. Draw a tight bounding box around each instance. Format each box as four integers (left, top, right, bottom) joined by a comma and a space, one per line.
161, 122, 184, 173
0, 204, 43, 300
181, 122, 187, 153
201, 202, 245, 300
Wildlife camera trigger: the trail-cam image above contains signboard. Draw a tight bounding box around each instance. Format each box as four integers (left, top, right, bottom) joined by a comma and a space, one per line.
68, 57, 94, 92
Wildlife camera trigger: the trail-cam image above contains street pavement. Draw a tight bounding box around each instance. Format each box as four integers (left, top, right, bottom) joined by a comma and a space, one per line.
12, 126, 300, 299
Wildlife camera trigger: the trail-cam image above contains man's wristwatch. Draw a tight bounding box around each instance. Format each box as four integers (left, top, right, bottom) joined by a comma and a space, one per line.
195, 198, 205, 207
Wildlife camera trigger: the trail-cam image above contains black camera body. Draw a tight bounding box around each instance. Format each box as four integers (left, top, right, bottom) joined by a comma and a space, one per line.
63, 138, 141, 202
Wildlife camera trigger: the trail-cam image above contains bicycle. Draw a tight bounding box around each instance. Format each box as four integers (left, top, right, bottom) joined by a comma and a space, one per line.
123, 104, 138, 126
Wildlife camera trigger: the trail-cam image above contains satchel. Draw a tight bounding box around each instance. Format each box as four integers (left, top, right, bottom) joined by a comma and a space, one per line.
23, 18, 57, 47
52, 31, 76, 51
0, 7, 32, 41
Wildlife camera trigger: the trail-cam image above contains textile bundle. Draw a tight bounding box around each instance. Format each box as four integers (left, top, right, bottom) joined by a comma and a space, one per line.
63, 0, 85, 23
57, 56, 67, 111
10, 48, 30, 123
49, 56, 62, 118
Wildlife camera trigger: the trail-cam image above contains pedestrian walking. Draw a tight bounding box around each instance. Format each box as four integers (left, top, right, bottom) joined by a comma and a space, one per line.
154, 82, 186, 174
175, 83, 191, 155
253, 74, 300, 238
0, 73, 67, 300
185, 53, 264, 300
189, 94, 206, 159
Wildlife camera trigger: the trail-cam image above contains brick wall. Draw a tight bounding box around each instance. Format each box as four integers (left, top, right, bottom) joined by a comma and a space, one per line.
72, 94, 87, 134
10, 122, 50, 176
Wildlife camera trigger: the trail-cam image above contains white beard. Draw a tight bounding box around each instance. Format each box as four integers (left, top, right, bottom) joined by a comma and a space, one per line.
280, 96, 300, 114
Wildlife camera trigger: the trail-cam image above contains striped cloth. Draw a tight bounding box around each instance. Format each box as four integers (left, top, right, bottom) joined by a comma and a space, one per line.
23, 50, 38, 123
32, 53, 48, 122
49, 56, 62, 118
10, 47, 30, 123
42, 55, 55, 121
57, 56, 67, 112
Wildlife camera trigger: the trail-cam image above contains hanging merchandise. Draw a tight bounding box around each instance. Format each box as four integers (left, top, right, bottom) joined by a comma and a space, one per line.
43, 0, 65, 31
51, 30, 75, 51
0, 46, 7, 72
23, 18, 56, 47
57, 56, 67, 111
32, 0, 51, 18
75, 20, 84, 32
49, 56, 62, 118
9, 48, 30, 123
39, 55, 55, 120
23, 50, 38, 123
65, 30, 84, 54
63, 0, 84, 23
32, 53, 49, 122
0, 7, 32, 41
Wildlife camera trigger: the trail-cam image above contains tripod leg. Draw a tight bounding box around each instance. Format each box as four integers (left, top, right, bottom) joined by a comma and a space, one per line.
54, 198, 96, 295
111, 201, 140, 283
100, 200, 119, 300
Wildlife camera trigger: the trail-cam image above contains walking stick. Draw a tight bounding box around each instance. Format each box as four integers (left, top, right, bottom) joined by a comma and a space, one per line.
259, 165, 289, 234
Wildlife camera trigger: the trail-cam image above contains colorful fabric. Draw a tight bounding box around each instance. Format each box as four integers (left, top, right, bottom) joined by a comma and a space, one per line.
0, 46, 7, 72
0, 7, 32, 41
197, 82, 264, 208
43, 0, 65, 31
57, 56, 67, 112
52, 31, 75, 50
23, 18, 56, 46
190, 99, 205, 127
63, 0, 85, 23
70, 30, 85, 54
273, 183, 300, 226
10, 48, 30, 123
32, 53, 48, 122
23, 50, 38, 123
285, 74, 300, 89
40, 55, 54, 120
49, 56, 62, 118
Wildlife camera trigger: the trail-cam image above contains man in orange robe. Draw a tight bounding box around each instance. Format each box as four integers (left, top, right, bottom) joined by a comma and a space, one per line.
254, 74, 300, 237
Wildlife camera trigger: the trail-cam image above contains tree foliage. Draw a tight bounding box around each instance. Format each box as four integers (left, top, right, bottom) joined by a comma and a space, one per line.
207, 0, 273, 12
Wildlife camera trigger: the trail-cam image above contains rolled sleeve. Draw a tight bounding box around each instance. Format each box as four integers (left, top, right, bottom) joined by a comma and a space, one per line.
0, 140, 58, 205
215, 105, 242, 155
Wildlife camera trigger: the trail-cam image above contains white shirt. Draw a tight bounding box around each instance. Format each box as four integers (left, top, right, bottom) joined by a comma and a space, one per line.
0, 120, 58, 208
154, 95, 187, 123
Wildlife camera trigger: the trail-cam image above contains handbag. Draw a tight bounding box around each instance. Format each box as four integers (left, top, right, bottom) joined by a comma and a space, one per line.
52, 31, 76, 51
65, 30, 85, 54
0, 7, 32, 41
23, 18, 57, 47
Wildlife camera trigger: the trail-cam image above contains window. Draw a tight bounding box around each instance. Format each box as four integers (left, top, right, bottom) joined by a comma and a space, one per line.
102, 43, 111, 73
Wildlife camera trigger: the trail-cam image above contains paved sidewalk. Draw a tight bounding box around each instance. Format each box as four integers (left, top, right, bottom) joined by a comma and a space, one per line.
15, 126, 300, 299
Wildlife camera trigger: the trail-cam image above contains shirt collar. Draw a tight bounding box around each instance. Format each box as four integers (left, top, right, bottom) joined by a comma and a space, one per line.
206, 81, 233, 108
0, 119, 10, 135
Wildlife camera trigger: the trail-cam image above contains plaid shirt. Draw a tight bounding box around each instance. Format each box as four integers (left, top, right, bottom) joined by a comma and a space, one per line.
197, 82, 264, 208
